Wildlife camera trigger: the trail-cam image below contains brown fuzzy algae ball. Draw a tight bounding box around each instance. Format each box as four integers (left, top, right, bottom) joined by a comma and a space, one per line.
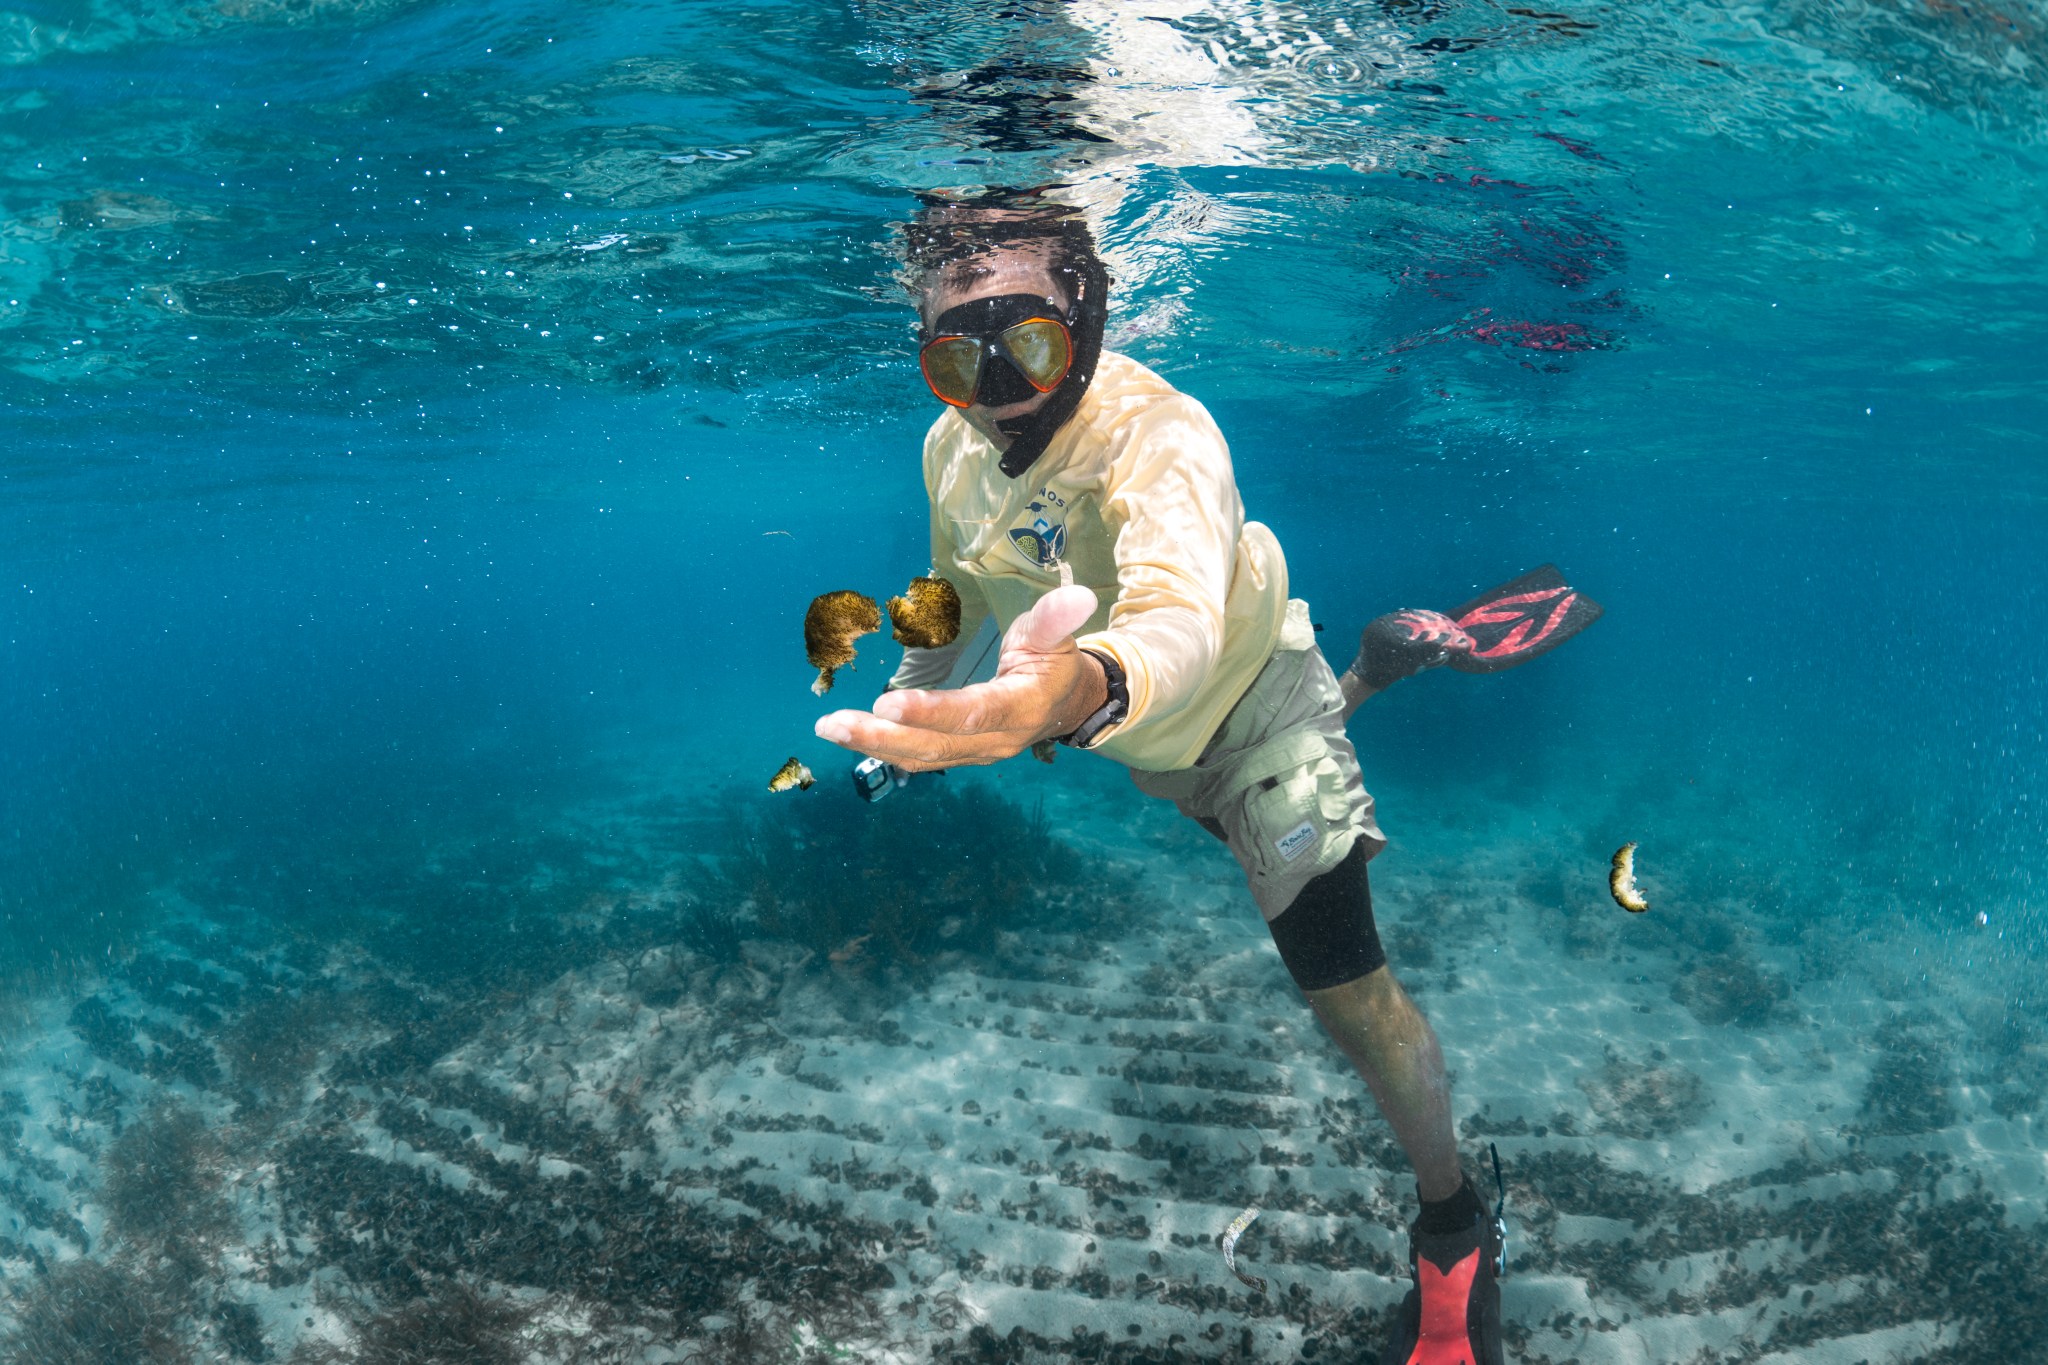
768, 757, 815, 793
887, 575, 962, 650
804, 589, 881, 695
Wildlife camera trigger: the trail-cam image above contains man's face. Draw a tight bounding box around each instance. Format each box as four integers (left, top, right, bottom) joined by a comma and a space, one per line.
921, 253, 1070, 450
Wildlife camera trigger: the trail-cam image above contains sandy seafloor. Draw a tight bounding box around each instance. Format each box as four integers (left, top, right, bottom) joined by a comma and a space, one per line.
2, 747, 2044, 1365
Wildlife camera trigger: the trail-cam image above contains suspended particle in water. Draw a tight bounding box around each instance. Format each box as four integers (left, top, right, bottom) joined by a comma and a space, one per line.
887, 574, 962, 650
768, 757, 815, 793
805, 590, 881, 695
1610, 842, 1649, 913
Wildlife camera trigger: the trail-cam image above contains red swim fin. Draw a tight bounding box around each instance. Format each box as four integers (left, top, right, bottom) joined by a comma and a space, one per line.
1442, 563, 1602, 674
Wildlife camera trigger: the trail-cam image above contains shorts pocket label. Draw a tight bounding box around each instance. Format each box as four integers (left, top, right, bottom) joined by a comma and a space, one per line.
1274, 820, 1317, 863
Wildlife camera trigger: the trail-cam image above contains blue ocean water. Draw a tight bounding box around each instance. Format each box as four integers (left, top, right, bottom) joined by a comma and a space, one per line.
3, 1, 2045, 1361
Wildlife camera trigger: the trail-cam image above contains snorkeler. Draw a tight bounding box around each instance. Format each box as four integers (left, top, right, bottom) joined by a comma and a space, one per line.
814, 190, 1594, 1365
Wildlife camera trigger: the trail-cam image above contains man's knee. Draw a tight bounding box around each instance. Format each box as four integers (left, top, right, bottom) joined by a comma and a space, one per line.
1266, 840, 1387, 992
1303, 959, 1406, 1021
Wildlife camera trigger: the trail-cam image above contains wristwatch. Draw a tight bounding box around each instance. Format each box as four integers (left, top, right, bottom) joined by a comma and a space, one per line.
1058, 648, 1129, 749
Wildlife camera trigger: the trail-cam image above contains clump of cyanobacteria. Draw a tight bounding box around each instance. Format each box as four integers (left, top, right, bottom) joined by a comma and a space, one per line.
804, 590, 881, 695
886, 574, 962, 650
768, 757, 815, 793
1610, 841, 1648, 913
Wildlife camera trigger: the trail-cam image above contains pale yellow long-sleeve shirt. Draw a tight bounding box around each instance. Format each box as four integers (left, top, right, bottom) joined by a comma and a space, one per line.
888, 351, 1288, 772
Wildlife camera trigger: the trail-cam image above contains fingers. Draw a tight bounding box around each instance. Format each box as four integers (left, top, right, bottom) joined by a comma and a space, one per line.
872, 670, 1054, 736
814, 708, 1011, 771
873, 683, 995, 731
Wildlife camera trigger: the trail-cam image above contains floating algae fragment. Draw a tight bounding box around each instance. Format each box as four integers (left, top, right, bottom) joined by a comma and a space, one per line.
804, 590, 881, 695
886, 574, 962, 650
1220, 1204, 1266, 1295
768, 757, 815, 793
1610, 841, 1649, 913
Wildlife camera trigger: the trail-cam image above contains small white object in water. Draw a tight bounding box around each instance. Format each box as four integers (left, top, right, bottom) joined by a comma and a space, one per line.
1220, 1204, 1266, 1294
1976, 910, 1989, 926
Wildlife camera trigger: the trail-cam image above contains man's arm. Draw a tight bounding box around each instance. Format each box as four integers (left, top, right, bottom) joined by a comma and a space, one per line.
1068, 394, 1239, 739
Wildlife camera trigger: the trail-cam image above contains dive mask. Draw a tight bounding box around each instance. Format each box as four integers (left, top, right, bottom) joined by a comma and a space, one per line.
919, 294, 1075, 411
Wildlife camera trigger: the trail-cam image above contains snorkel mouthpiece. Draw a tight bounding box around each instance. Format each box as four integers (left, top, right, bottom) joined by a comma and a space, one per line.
975, 351, 1043, 411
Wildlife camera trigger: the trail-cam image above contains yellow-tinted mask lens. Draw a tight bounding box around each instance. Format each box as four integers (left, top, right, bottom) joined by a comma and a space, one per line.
1000, 319, 1073, 391
919, 337, 983, 407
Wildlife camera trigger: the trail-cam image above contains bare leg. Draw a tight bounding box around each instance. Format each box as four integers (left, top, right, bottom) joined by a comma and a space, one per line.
1305, 964, 1463, 1200
1337, 665, 1377, 720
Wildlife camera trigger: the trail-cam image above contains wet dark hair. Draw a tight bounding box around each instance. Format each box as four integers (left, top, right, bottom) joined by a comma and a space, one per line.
899, 186, 1110, 311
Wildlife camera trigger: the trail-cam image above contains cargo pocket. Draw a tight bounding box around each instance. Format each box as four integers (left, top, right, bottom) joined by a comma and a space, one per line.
1220, 729, 1353, 882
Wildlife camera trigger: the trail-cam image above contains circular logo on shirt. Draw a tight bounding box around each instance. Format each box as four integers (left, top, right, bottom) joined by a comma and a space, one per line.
1008, 491, 1069, 569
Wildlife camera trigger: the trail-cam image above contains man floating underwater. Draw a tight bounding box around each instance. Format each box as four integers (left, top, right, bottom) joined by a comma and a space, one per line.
814, 189, 1599, 1365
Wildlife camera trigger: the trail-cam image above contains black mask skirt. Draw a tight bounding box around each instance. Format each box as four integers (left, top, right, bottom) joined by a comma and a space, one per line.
926, 266, 1109, 479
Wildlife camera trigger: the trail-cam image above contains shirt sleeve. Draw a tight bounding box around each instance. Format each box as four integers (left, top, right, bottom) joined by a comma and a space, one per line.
1073, 394, 1241, 741
887, 429, 992, 692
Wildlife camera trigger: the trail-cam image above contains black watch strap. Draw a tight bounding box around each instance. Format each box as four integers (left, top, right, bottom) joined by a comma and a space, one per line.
1058, 648, 1128, 749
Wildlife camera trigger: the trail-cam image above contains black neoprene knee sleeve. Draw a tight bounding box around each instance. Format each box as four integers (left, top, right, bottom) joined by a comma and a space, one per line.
1265, 840, 1387, 991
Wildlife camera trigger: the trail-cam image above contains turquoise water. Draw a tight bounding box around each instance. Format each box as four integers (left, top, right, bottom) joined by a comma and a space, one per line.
3, 1, 2045, 1361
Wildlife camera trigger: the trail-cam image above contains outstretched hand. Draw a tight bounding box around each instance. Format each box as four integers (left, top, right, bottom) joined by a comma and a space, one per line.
814, 584, 1108, 772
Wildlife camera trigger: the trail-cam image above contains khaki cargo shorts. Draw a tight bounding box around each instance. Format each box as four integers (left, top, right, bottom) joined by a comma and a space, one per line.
1129, 600, 1386, 920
